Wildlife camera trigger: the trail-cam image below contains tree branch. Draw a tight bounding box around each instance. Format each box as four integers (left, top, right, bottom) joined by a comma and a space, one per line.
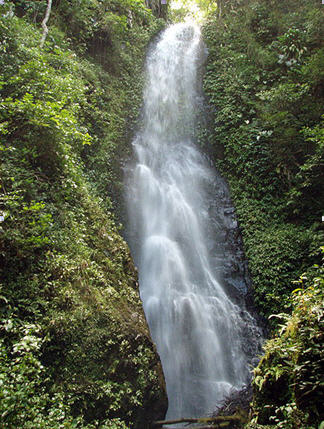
40, 0, 52, 48
153, 414, 243, 427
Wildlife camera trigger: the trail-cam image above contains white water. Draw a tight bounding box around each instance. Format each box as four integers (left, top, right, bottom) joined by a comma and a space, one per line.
127, 23, 261, 419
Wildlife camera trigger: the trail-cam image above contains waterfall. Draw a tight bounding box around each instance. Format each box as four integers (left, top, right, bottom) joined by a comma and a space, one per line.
126, 23, 262, 420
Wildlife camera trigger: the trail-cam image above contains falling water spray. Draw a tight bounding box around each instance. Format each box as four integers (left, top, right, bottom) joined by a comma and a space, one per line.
126, 23, 262, 420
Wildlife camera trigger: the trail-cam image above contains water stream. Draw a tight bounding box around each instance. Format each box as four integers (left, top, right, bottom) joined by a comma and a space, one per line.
126, 23, 262, 420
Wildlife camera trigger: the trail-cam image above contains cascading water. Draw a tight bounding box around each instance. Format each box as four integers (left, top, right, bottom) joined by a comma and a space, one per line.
126, 23, 262, 420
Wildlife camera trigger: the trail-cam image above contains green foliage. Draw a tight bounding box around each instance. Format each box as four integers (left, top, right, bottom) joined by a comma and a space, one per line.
0, 324, 130, 428
287, 116, 324, 217
202, 0, 324, 320
250, 255, 324, 428
169, 0, 217, 22
203, 8, 324, 426
0, 3, 166, 428
2, 196, 53, 254
0, 321, 81, 429
49, 0, 160, 56
243, 223, 312, 321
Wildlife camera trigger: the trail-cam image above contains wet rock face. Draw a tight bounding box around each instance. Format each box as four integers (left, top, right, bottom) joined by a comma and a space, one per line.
206, 175, 252, 303
206, 171, 266, 376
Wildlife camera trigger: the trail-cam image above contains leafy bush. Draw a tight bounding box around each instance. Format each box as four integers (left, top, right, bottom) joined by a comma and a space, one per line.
0, 320, 87, 429
250, 253, 324, 428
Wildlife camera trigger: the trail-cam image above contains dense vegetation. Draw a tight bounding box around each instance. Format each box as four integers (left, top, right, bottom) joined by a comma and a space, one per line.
0, 1, 167, 428
250, 259, 324, 428
202, 0, 324, 427
203, 0, 324, 320
1, 0, 323, 427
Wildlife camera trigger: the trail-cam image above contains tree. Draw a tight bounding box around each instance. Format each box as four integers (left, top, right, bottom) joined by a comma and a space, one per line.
145, 0, 167, 18
40, 0, 52, 48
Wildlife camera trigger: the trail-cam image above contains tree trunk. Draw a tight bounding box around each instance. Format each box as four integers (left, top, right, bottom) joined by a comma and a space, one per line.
217, 0, 223, 19
40, 0, 52, 48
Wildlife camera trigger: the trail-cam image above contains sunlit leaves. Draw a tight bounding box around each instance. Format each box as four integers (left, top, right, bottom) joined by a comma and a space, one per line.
251, 259, 324, 428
